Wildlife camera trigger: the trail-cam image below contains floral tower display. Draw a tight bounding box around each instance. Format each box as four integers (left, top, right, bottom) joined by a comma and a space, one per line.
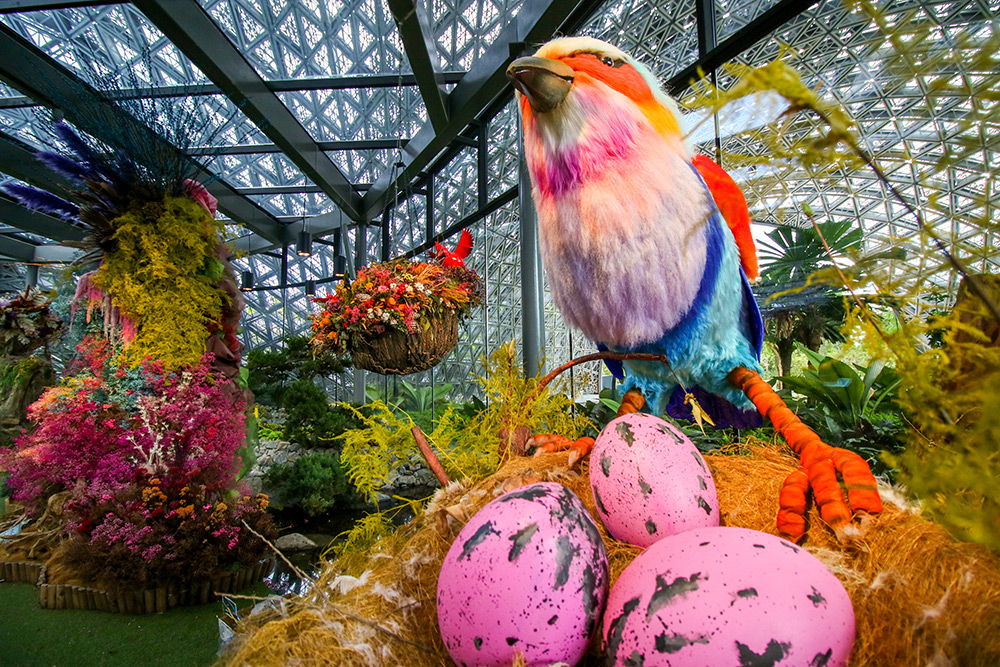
0, 122, 273, 605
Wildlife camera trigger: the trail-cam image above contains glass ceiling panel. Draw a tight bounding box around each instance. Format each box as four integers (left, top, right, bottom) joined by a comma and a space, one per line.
580, 0, 699, 81
486, 99, 519, 199
716, 0, 784, 42
696, 0, 997, 292
429, 0, 525, 71
0, 5, 207, 87
203, 152, 308, 189
199, 0, 407, 79
276, 87, 426, 143
325, 148, 397, 186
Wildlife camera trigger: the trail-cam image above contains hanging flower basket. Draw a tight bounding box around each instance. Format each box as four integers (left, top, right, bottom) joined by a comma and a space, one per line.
310, 254, 482, 375
351, 308, 459, 375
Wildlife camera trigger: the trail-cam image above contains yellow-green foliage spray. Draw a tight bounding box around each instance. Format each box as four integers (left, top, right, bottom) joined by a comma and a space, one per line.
94, 195, 226, 369
684, 0, 1000, 550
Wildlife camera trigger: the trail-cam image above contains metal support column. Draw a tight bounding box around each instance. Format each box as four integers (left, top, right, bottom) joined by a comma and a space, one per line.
425, 174, 435, 241
353, 224, 369, 404
518, 125, 544, 377
24, 264, 39, 288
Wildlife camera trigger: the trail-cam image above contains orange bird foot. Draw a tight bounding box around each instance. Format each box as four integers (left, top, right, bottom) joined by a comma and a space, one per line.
729, 367, 884, 542
522, 388, 646, 466
526, 434, 595, 467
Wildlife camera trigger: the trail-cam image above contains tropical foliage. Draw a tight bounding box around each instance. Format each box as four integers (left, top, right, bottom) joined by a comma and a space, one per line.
0, 288, 63, 358
685, 1, 1000, 549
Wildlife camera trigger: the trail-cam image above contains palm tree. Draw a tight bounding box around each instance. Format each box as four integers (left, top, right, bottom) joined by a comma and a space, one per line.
755, 219, 863, 377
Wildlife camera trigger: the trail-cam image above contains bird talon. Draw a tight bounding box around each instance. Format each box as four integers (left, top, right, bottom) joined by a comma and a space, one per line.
525, 434, 594, 465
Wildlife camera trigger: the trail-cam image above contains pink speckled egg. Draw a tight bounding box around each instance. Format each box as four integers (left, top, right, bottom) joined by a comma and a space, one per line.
590, 413, 719, 547
603, 526, 855, 666
437, 482, 609, 667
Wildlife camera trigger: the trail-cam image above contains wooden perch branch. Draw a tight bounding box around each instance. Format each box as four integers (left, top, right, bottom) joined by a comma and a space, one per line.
536, 352, 672, 392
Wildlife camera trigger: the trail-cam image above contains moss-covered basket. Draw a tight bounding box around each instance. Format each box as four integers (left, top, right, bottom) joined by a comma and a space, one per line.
350, 310, 459, 375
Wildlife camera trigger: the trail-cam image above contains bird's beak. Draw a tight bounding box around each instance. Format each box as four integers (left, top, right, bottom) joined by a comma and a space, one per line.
506, 56, 574, 113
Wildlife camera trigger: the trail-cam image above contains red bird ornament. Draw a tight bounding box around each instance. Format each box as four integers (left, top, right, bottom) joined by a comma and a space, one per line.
433, 229, 474, 268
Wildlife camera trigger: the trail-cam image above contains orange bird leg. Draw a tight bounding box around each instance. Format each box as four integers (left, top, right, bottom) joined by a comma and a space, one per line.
728, 367, 883, 541
526, 389, 646, 466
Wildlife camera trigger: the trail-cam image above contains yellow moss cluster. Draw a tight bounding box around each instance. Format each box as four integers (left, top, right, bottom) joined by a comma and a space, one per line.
94, 195, 226, 370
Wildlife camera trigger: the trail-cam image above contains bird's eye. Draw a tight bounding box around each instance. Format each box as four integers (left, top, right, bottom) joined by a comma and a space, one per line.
601, 55, 616, 67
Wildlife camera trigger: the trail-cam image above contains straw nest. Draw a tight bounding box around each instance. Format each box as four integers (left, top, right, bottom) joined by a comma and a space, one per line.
222, 443, 1000, 667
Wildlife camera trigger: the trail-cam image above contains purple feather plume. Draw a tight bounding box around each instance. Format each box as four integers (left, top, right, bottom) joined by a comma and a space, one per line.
3, 183, 79, 220
37, 151, 89, 184
52, 121, 96, 163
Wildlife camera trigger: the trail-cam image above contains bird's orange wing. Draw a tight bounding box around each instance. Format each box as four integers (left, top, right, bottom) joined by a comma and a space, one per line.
692, 154, 758, 280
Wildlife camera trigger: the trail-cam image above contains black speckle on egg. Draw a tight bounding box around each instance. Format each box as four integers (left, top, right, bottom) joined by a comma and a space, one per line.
698, 497, 712, 515
810, 648, 833, 666
506, 637, 518, 646
690, 450, 708, 471
605, 596, 641, 665
638, 471, 652, 496
507, 523, 539, 562
735, 638, 792, 667
593, 485, 609, 515
808, 586, 827, 607
645, 519, 657, 535
699, 541, 711, 546
655, 631, 710, 654
697, 475, 708, 490
548, 614, 558, 625
646, 572, 703, 619
731, 587, 758, 605
601, 452, 613, 476
459, 520, 500, 561
616, 421, 636, 445
553, 535, 580, 590
753, 543, 766, 549
779, 540, 801, 553
473, 637, 483, 650
499, 485, 551, 503
625, 649, 646, 666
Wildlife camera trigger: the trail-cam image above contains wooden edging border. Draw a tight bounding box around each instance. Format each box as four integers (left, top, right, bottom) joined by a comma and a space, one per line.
0, 557, 275, 614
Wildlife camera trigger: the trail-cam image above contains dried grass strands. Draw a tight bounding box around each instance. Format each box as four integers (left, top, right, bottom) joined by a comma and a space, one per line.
223, 444, 1000, 667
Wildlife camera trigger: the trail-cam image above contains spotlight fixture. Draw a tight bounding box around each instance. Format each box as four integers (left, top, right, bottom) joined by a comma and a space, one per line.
334, 254, 347, 277
296, 230, 312, 257
240, 270, 253, 292
304, 279, 316, 297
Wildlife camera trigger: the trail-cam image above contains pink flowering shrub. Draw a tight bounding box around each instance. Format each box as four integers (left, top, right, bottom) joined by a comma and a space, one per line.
63, 476, 272, 590
0, 337, 274, 586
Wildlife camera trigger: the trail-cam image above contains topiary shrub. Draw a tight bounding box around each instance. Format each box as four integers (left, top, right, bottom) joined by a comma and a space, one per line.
264, 450, 355, 517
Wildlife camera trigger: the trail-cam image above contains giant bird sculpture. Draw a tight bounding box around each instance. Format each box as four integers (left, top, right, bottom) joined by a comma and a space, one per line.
506, 37, 882, 541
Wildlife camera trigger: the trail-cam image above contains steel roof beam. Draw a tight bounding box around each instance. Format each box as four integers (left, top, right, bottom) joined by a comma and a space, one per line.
0, 72, 467, 109
361, 0, 606, 220
0, 233, 36, 261
188, 138, 407, 156
0, 196, 87, 242
231, 207, 351, 258
136, 0, 363, 222
666, 0, 823, 92
0, 23, 286, 245
388, 0, 450, 132
0, 0, 112, 13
